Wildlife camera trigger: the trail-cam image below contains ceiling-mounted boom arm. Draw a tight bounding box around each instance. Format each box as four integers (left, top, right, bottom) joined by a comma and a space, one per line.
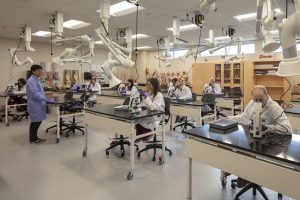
199, 0, 217, 15
277, 0, 300, 76
96, 0, 135, 88
52, 35, 95, 65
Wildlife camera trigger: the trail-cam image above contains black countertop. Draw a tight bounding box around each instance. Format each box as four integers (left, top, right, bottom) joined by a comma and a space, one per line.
0, 92, 26, 97
183, 125, 300, 167
171, 99, 209, 106
84, 105, 165, 120
47, 96, 82, 105
285, 108, 300, 116
99, 93, 125, 98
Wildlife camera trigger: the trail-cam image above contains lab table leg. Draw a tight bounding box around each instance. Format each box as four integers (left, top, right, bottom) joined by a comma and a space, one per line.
187, 157, 192, 200
82, 124, 88, 157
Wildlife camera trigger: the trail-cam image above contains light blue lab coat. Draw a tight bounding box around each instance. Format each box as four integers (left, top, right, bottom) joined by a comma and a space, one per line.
26, 75, 47, 122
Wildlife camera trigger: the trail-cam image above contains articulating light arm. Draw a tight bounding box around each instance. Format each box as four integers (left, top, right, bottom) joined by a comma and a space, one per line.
255, 0, 280, 52
52, 35, 94, 65
209, 37, 241, 54
96, 0, 135, 88
9, 26, 35, 66
199, 0, 217, 15
9, 48, 33, 66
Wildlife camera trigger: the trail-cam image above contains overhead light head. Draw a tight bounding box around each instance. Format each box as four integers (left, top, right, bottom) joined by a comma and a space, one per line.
277, 57, 300, 76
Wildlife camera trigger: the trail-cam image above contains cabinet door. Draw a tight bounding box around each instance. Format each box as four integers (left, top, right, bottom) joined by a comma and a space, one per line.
192, 63, 215, 93
223, 63, 231, 85
233, 63, 241, 85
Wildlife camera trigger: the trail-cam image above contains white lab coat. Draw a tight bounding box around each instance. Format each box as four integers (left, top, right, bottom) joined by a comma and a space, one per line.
125, 85, 138, 96
167, 83, 176, 97
229, 97, 292, 134
13, 85, 27, 99
138, 92, 165, 130
88, 82, 101, 101
203, 83, 222, 94
175, 85, 192, 100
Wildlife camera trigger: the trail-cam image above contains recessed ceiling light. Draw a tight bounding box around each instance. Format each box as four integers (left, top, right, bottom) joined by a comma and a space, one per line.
32, 31, 52, 37
233, 12, 257, 21
167, 24, 198, 32
94, 40, 104, 44
63, 20, 91, 29
97, 1, 145, 17
132, 34, 150, 39
136, 46, 152, 50
215, 36, 231, 40
234, 8, 283, 22
270, 30, 279, 34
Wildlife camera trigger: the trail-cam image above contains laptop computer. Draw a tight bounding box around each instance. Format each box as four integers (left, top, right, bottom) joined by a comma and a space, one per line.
209, 118, 238, 131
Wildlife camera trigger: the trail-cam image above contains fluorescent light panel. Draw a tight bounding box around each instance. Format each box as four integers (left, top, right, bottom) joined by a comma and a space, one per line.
215, 36, 231, 40
234, 12, 257, 21
167, 24, 198, 32
132, 34, 150, 39
97, 1, 145, 17
63, 20, 91, 29
136, 46, 152, 49
32, 31, 52, 37
234, 8, 282, 22
94, 40, 104, 44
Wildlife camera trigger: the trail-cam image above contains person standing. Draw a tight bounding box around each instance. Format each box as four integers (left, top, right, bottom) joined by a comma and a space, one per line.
26, 65, 47, 143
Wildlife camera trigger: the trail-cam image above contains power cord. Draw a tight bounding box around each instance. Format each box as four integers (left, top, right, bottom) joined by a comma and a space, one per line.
157, 38, 162, 72
134, 2, 140, 82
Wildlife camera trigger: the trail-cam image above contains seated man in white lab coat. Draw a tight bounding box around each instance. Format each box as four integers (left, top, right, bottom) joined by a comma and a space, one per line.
174, 79, 192, 123
87, 78, 101, 107
224, 85, 292, 188
229, 85, 292, 134
175, 79, 192, 100
203, 77, 222, 94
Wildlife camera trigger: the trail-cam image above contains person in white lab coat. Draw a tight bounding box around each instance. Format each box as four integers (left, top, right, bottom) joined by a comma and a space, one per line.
88, 78, 101, 106
203, 77, 222, 94
224, 85, 292, 189
174, 79, 192, 123
13, 78, 27, 112
136, 78, 165, 142
229, 85, 292, 134
175, 79, 192, 100
167, 78, 177, 97
124, 79, 138, 96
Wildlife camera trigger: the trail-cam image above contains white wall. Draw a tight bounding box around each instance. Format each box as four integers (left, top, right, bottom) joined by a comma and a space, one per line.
0, 37, 114, 90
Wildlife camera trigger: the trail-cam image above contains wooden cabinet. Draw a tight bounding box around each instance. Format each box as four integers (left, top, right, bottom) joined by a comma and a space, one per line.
192, 61, 252, 107
212, 62, 244, 89
252, 61, 291, 106
192, 62, 245, 92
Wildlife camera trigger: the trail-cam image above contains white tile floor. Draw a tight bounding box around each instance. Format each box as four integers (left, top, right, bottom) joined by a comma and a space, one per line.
0, 117, 292, 200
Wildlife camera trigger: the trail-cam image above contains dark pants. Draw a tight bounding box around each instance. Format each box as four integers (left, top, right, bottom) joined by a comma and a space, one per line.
135, 124, 152, 142
29, 121, 42, 142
